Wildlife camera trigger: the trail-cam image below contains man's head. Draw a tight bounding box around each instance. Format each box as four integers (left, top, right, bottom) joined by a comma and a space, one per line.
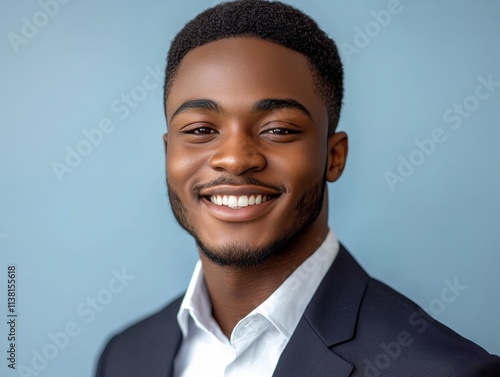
163, 1, 347, 269
164, 0, 344, 135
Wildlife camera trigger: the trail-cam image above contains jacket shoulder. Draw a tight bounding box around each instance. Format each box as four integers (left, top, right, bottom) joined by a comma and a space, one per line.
107, 294, 182, 344
95, 295, 183, 377
339, 277, 500, 376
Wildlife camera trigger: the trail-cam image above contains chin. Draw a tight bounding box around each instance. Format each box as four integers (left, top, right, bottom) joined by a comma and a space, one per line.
194, 225, 301, 269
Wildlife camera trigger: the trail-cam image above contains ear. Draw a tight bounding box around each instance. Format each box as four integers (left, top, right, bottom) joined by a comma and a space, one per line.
325, 131, 348, 182
163, 133, 168, 156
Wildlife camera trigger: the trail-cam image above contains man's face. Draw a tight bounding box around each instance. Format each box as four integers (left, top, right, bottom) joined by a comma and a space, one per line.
165, 37, 344, 267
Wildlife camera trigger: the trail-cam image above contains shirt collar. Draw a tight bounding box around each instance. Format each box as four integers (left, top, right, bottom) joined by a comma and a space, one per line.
177, 260, 211, 338
177, 229, 340, 340
252, 229, 339, 339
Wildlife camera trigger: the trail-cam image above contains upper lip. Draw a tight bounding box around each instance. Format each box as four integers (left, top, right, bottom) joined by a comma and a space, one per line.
199, 185, 282, 197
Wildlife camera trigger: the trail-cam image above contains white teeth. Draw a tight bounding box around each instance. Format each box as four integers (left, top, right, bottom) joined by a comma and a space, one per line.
228, 195, 238, 208
238, 196, 249, 207
208, 194, 273, 208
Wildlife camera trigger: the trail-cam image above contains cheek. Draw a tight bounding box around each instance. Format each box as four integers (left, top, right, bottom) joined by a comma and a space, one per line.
272, 139, 327, 184
166, 144, 208, 185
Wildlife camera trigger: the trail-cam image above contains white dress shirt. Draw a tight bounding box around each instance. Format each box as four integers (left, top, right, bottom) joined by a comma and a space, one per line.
174, 229, 340, 377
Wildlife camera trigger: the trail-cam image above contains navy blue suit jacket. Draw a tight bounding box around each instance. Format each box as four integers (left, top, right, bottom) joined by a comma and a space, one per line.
96, 245, 500, 376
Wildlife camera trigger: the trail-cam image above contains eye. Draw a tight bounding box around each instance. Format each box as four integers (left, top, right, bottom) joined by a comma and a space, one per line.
184, 126, 216, 135
178, 124, 218, 144
265, 128, 298, 135
261, 124, 301, 138
260, 125, 301, 143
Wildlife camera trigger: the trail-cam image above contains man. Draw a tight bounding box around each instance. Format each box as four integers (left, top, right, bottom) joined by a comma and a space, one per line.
96, 1, 500, 376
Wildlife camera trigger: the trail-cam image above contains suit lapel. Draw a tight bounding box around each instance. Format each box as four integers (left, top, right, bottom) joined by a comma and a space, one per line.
162, 321, 182, 377
273, 245, 369, 377
146, 297, 183, 377
272, 316, 353, 377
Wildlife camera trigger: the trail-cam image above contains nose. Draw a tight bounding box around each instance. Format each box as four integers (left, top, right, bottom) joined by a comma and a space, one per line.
209, 130, 266, 175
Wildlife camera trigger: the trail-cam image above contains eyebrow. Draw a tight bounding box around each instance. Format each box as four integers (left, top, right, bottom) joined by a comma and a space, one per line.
169, 99, 221, 123
169, 97, 312, 123
252, 98, 313, 120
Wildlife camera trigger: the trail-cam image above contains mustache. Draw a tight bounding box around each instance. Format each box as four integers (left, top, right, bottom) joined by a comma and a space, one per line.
192, 175, 287, 195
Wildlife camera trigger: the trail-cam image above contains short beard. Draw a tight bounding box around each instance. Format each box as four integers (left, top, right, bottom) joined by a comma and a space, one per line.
167, 176, 325, 269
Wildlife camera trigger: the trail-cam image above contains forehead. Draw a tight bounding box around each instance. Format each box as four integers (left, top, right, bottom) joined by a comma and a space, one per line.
166, 37, 326, 122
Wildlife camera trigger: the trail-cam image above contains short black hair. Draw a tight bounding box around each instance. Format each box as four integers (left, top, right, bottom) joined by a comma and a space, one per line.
164, 0, 343, 135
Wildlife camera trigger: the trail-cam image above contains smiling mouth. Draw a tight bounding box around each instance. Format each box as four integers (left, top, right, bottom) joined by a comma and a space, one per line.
206, 194, 280, 209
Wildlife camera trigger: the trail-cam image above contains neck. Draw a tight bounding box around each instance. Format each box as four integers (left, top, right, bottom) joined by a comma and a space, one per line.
200, 214, 328, 338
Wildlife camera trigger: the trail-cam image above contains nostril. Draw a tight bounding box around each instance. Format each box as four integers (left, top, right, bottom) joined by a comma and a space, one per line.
209, 150, 266, 175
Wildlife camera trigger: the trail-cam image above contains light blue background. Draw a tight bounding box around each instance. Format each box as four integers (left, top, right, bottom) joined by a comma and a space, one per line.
1, 0, 499, 376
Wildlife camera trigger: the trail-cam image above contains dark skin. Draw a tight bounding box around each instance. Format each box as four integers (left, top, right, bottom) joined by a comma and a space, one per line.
164, 37, 348, 338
